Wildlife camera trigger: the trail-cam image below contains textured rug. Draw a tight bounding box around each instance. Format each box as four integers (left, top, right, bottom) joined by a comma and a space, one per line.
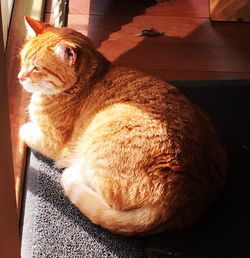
21, 80, 250, 258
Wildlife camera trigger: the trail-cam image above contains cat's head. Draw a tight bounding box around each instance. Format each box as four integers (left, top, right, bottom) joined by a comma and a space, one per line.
18, 17, 107, 95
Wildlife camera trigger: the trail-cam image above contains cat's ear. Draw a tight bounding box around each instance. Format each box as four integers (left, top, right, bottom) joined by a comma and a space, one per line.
54, 44, 77, 66
25, 16, 49, 38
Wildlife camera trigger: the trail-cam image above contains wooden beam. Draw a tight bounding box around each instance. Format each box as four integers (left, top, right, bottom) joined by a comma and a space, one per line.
0, 3, 20, 258
6, 0, 45, 214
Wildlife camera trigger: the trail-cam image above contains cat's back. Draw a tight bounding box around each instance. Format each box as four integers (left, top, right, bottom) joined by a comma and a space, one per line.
80, 66, 209, 140
71, 66, 227, 219
96, 66, 176, 105
81, 66, 185, 123
76, 66, 226, 180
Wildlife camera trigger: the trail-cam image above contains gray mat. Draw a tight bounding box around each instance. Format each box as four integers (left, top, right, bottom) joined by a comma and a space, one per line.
21, 80, 250, 258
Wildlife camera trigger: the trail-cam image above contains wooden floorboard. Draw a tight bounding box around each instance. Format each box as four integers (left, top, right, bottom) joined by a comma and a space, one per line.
140, 70, 250, 81
67, 0, 250, 80
69, 0, 209, 17
7, 0, 45, 212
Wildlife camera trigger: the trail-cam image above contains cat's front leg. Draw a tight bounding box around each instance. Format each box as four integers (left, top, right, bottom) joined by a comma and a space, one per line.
20, 122, 44, 150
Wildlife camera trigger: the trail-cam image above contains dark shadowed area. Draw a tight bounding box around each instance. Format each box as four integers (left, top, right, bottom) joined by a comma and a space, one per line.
21, 80, 250, 258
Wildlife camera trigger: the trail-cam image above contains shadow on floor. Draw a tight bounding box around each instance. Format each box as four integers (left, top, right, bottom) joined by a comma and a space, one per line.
21, 80, 250, 257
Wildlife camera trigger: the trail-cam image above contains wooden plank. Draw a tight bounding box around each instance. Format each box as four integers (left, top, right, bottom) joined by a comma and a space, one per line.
68, 13, 89, 35
210, 0, 250, 22
140, 70, 250, 81
0, 3, 20, 257
100, 40, 250, 72
44, 12, 53, 23
6, 0, 45, 214
67, 0, 210, 38
67, 1, 250, 80
67, 13, 250, 46
1, 0, 14, 45
69, 0, 90, 15
74, 0, 209, 17
45, 0, 53, 13
83, 14, 250, 74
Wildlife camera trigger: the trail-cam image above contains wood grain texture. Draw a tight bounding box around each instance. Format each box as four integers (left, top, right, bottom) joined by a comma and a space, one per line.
7, 0, 45, 212
69, 0, 209, 17
210, 0, 250, 22
0, 4, 20, 257
67, 0, 250, 80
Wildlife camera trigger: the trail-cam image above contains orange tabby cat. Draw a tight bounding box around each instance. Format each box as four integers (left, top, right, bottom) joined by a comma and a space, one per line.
19, 17, 227, 235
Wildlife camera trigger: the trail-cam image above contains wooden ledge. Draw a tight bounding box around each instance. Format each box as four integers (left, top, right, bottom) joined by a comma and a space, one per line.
6, 0, 45, 215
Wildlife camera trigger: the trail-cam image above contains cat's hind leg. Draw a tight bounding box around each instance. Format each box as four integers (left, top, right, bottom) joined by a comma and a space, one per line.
61, 165, 162, 235
61, 165, 110, 220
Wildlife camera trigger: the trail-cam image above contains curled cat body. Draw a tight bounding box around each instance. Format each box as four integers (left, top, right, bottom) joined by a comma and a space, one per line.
19, 17, 227, 235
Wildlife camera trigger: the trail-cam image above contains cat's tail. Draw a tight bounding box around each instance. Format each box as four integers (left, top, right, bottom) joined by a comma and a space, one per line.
62, 173, 166, 235
78, 187, 166, 235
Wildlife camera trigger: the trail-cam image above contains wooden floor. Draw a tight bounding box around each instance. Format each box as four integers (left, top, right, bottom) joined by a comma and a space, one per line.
12, 0, 250, 211
47, 0, 250, 80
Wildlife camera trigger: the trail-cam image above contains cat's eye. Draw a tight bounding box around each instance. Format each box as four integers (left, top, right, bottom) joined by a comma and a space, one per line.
30, 66, 42, 73
33, 66, 40, 71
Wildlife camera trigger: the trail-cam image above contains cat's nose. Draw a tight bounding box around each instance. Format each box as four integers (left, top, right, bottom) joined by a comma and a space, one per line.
18, 71, 27, 82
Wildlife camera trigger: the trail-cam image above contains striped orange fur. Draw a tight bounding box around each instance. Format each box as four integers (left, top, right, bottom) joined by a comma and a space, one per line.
19, 17, 227, 235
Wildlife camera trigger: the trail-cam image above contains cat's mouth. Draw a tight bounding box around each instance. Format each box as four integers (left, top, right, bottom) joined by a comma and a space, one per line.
19, 79, 35, 93
19, 79, 61, 95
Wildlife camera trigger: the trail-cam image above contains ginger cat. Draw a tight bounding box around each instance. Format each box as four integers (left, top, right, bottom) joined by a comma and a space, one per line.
19, 17, 227, 235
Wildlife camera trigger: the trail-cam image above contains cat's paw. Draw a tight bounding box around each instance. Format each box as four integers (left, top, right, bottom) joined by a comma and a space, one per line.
19, 122, 43, 147
61, 167, 82, 203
